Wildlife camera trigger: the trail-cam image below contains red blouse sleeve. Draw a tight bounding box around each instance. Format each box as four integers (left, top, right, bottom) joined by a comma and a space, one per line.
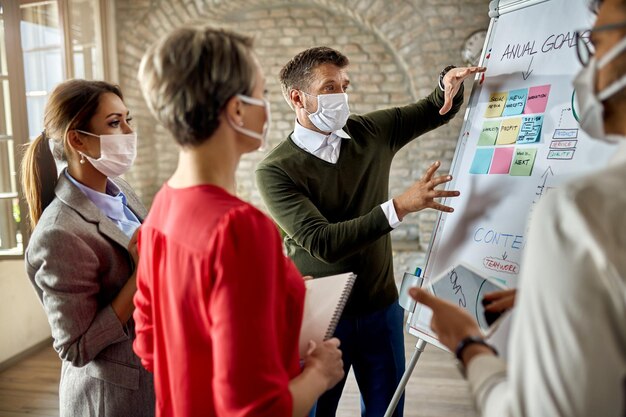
133, 227, 155, 372
209, 206, 294, 417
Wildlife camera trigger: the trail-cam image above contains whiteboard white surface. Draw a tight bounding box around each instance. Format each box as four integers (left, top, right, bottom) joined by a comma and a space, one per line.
409, 0, 617, 343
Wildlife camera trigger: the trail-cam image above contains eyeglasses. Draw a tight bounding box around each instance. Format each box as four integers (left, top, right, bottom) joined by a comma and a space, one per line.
575, 20, 626, 67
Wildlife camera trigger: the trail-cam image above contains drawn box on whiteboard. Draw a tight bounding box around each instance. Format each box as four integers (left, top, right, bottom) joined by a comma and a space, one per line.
409, 263, 507, 351
550, 139, 578, 149
552, 129, 578, 139
547, 149, 575, 160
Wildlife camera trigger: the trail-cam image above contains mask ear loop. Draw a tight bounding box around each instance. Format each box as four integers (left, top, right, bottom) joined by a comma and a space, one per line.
596, 36, 626, 101
299, 90, 319, 116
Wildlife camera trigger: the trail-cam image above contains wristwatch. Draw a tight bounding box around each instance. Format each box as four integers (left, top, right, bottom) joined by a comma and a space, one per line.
438, 65, 457, 91
454, 335, 498, 363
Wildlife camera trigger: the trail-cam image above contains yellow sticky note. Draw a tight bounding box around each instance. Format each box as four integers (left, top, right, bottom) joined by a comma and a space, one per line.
484, 92, 508, 118
497, 118, 522, 145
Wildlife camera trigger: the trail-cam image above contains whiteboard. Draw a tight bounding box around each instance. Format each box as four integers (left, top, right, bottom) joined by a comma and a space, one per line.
408, 0, 617, 346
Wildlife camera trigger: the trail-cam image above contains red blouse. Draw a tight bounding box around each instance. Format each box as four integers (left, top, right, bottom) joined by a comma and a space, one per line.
133, 184, 305, 417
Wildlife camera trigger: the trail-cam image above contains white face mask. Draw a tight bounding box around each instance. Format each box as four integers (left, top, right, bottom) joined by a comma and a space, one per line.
228, 94, 271, 151
302, 92, 350, 133
573, 36, 626, 143
76, 130, 137, 178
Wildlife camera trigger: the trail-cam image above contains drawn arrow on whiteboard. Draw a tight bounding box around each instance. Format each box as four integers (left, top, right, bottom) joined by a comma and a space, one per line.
541, 165, 554, 179
502, 251, 508, 260
522, 56, 534, 80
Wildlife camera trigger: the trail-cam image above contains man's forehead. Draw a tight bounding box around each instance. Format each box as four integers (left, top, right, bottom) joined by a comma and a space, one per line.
311, 63, 350, 82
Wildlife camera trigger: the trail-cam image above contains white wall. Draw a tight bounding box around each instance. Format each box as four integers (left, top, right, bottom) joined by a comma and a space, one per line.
0, 260, 51, 364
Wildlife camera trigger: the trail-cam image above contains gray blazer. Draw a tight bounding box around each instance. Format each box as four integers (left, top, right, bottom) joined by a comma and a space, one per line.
25, 171, 155, 417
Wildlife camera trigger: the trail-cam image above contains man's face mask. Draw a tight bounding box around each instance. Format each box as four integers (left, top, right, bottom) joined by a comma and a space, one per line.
301, 91, 350, 133
76, 130, 137, 178
573, 33, 626, 143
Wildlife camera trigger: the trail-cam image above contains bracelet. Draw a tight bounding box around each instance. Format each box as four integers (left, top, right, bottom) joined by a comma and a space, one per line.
438, 65, 457, 91
454, 335, 497, 363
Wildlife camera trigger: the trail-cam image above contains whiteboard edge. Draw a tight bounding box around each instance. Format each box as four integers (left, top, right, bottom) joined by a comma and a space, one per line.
489, 0, 552, 17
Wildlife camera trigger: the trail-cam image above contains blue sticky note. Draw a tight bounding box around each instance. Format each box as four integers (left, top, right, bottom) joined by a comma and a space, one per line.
470, 148, 494, 174
502, 88, 528, 117
517, 115, 543, 144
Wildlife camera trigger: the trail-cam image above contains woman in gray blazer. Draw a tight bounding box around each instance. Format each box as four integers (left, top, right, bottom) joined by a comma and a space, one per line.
21, 79, 155, 417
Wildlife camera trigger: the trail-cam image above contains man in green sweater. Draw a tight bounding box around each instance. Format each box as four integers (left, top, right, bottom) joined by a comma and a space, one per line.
256, 46, 485, 417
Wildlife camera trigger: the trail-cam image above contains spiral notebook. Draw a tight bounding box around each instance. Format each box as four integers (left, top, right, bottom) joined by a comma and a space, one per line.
298, 272, 356, 358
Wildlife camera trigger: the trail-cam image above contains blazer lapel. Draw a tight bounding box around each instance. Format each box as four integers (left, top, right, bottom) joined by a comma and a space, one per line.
55, 172, 132, 252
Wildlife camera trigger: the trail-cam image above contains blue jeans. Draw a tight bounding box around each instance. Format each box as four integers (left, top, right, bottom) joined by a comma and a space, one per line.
309, 301, 405, 417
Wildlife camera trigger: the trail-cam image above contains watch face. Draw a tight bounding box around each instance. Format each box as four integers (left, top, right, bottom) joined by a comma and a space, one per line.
462, 30, 488, 66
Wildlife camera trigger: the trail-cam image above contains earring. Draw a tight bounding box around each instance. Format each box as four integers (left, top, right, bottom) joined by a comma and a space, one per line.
79, 154, 85, 164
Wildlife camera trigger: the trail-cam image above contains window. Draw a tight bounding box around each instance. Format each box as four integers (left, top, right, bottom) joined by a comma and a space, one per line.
0, 0, 107, 258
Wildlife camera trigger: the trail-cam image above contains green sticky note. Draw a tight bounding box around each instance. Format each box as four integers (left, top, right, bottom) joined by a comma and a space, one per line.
478, 121, 500, 146
510, 148, 537, 176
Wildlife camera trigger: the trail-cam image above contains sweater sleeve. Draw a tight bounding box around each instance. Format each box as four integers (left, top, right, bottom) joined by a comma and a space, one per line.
25, 227, 130, 367
256, 166, 393, 264
352, 85, 464, 153
209, 206, 294, 417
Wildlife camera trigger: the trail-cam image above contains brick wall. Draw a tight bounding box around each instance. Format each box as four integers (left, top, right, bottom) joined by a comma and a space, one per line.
116, 0, 489, 257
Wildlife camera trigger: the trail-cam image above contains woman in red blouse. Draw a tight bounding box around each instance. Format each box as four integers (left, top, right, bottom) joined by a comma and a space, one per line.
133, 27, 344, 417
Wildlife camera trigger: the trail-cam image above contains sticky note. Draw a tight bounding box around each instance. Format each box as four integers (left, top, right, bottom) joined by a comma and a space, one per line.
470, 148, 494, 174
517, 115, 543, 144
478, 121, 500, 146
484, 92, 508, 118
510, 148, 537, 176
489, 147, 515, 174
524, 85, 551, 114
502, 88, 528, 116
497, 118, 522, 144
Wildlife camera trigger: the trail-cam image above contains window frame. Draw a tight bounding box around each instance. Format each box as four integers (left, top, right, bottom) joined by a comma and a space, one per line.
0, 0, 108, 259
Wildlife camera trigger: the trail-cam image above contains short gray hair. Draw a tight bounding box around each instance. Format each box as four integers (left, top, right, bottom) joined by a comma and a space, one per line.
138, 26, 256, 146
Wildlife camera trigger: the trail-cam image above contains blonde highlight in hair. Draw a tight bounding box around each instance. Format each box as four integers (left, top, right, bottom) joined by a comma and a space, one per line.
20, 79, 123, 229
138, 26, 256, 146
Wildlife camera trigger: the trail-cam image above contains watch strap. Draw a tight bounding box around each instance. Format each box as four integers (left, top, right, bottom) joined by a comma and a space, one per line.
439, 65, 457, 91
454, 335, 497, 362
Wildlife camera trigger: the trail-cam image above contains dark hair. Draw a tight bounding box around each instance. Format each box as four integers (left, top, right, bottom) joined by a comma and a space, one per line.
138, 26, 256, 147
279, 46, 349, 109
21, 80, 123, 230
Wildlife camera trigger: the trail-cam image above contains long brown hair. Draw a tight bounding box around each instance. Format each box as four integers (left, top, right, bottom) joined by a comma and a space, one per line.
21, 79, 123, 230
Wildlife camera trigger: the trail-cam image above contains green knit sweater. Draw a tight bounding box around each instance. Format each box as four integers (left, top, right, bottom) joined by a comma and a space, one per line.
256, 87, 463, 316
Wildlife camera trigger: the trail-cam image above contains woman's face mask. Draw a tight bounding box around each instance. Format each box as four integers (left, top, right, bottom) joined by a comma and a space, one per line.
573, 35, 626, 143
301, 91, 350, 133
76, 130, 137, 178
228, 94, 271, 151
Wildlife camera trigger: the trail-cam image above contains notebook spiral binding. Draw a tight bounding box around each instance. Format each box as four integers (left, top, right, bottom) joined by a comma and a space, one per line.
324, 274, 357, 340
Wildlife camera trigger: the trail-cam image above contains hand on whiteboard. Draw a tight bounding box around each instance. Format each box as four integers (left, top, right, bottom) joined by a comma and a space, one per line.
303, 338, 344, 391
392, 161, 460, 220
409, 288, 490, 364
440, 66, 487, 115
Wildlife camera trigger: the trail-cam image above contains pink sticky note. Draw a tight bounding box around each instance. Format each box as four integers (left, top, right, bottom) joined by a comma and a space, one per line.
524, 85, 551, 114
489, 147, 515, 174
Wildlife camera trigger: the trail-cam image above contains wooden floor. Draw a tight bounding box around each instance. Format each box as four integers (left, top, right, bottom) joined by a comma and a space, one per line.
0, 333, 477, 417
